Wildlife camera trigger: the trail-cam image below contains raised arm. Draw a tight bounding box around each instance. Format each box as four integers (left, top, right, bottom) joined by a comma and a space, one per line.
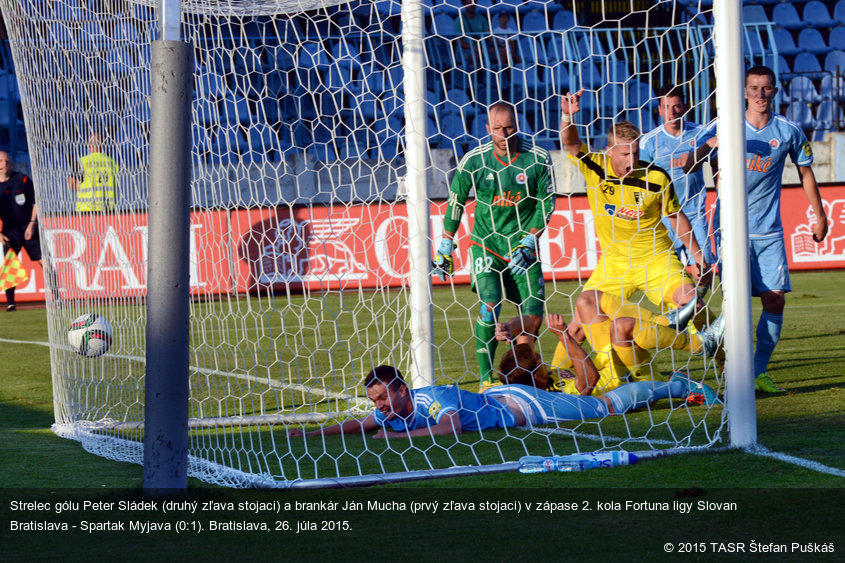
683, 136, 718, 174
560, 90, 584, 157
546, 313, 600, 395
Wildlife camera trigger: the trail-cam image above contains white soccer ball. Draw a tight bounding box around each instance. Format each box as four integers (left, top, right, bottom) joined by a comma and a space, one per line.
68, 313, 113, 358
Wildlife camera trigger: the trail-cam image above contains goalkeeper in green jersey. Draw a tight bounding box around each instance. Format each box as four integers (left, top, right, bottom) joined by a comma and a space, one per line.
432, 102, 556, 390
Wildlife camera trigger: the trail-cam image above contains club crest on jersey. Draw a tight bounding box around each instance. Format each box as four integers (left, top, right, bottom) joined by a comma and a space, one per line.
802, 141, 813, 157
604, 203, 644, 220
769, 139, 780, 149
428, 401, 442, 418
515, 172, 527, 185
633, 191, 644, 206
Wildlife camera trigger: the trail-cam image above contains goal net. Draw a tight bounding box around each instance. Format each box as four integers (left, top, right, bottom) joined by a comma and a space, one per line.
2, 0, 753, 487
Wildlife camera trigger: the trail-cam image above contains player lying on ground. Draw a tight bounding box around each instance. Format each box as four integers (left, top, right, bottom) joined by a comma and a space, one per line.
495, 313, 721, 406
286, 363, 717, 439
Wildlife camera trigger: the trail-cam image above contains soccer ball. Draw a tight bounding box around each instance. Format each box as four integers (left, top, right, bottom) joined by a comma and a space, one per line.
68, 313, 113, 358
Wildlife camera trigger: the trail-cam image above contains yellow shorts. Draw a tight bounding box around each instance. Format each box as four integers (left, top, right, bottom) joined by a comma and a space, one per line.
584, 252, 691, 308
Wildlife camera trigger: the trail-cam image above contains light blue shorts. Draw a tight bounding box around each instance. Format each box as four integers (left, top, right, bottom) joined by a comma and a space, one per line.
749, 236, 791, 296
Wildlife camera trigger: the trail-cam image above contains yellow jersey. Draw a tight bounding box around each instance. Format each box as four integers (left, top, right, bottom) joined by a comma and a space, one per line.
568, 144, 681, 263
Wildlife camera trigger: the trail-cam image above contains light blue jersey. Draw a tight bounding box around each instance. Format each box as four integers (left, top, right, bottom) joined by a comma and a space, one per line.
372, 385, 515, 432
640, 121, 716, 264
639, 121, 714, 220
744, 113, 813, 237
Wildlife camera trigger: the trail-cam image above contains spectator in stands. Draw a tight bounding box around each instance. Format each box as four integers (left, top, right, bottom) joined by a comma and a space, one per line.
491, 11, 520, 66
639, 86, 718, 269
454, 0, 489, 68
431, 102, 555, 391
711, 65, 828, 393
0, 151, 42, 311
68, 132, 118, 213
559, 91, 712, 374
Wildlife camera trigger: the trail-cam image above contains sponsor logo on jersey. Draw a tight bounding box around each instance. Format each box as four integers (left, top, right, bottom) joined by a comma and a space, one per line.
671, 152, 689, 169
485, 173, 495, 181
769, 139, 780, 149
428, 401, 442, 418
491, 190, 522, 207
604, 203, 644, 220
746, 154, 772, 173
515, 172, 527, 185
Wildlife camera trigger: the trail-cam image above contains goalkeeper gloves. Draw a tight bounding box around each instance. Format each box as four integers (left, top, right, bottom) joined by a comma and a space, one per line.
432, 238, 455, 281
507, 233, 537, 275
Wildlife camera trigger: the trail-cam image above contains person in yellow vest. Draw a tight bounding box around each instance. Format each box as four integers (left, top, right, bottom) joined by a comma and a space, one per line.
68, 133, 118, 212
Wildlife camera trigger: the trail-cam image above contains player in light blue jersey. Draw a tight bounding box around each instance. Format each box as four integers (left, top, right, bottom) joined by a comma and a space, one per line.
639, 86, 718, 267
713, 66, 828, 393
287, 364, 707, 439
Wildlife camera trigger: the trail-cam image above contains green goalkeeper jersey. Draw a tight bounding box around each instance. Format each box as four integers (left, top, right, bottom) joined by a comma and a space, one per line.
443, 137, 555, 258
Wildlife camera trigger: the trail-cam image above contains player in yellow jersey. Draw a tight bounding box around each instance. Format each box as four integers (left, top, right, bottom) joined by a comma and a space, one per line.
495, 311, 722, 404
559, 90, 713, 361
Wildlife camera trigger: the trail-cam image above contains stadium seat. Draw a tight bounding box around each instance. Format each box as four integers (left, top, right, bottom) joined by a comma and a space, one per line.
835, 0, 845, 24
820, 73, 845, 100
219, 95, 252, 126
792, 52, 823, 79
433, 0, 462, 17
552, 10, 576, 30
771, 3, 804, 30
803, 1, 836, 29
625, 79, 655, 110
811, 100, 838, 141
830, 27, 845, 51
742, 5, 769, 24
797, 28, 829, 55
113, 20, 142, 43
431, 13, 455, 35
625, 108, 656, 132
824, 50, 845, 73
520, 10, 547, 32
771, 28, 801, 57
785, 101, 815, 130
193, 98, 221, 126
598, 84, 625, 112
785, 76, 821, 104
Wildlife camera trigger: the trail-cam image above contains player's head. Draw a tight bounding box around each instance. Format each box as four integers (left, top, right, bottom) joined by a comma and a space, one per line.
487, 102, 519, 156
88, 132, 103, 153
745, 66, 777, 115
0, 151, 10, 173
498, 11, 510, 26
461, 0, 477, 14
606, 121, 640, 178
364, 365, 412, 420
498, 343, 550, 389
656, 86, 687, 130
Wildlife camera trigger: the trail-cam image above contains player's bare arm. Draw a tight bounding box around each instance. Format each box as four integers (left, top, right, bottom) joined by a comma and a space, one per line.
288, 413, 379, 438
796, 165, 829, 243
374, 410, 463, 438
668, 210, 713, 288
560, 90, 584, 157
547, 313, 599, 394
495, 315, 538, 346
683, 136, 718, 174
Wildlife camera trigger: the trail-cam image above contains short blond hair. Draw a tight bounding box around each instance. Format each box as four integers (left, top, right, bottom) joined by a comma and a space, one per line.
607, 121, 640, 144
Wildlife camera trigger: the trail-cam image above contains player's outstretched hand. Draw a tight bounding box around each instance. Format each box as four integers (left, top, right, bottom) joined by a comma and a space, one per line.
432, 238, 455, 281
695, 261, 713, 289
507, 233, 537, 275
561, 89, 584, 116
495, 323, 514, 342
546, 313, 568, 339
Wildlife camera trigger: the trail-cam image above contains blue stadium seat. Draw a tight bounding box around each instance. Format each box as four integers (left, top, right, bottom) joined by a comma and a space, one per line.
193, 98, 221, 125
552, 10, 576, 30
431, 13, 455, 35
835, 0, 845, 24
820, 73, 845, 100
625, 79, 655, 110
830, 27, 845, 51
812, 100, 838, 141
113, 21, 142, 43
772, 3, 804, 30
785, 101, 815, 130
743, 5, 769, 24
803, 1, 836, 29
521, 11, 547, 32
797, 28, 829, 55
784, 76, 821, 104
771, 28, 801, 57
219, 95, 252, 125
598, 84, 625, 112
824, 50, 845, 73
433, 0, 462, 17
625, 108, 656, 132
792, 52, 823, 79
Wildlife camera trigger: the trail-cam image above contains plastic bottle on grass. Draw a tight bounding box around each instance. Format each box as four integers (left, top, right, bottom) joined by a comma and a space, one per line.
518, 451, 638, 474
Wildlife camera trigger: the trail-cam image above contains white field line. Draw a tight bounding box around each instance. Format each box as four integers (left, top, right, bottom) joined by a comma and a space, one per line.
744, 444, 845, 478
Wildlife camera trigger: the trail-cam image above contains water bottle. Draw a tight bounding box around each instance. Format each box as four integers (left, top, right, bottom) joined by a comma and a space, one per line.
518, 451, 639, 473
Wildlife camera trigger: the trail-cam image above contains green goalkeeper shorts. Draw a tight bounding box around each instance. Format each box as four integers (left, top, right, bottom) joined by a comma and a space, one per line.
468, 243, 545, 316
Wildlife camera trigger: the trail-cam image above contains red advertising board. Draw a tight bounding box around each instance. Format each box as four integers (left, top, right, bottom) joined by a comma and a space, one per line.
5, 185, 845, 302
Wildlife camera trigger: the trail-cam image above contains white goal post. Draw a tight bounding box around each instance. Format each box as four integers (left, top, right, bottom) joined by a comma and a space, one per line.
0, 0, 754, 488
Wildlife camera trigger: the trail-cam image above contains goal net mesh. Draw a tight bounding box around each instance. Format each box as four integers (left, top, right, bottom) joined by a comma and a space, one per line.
2, 0, 748, 487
